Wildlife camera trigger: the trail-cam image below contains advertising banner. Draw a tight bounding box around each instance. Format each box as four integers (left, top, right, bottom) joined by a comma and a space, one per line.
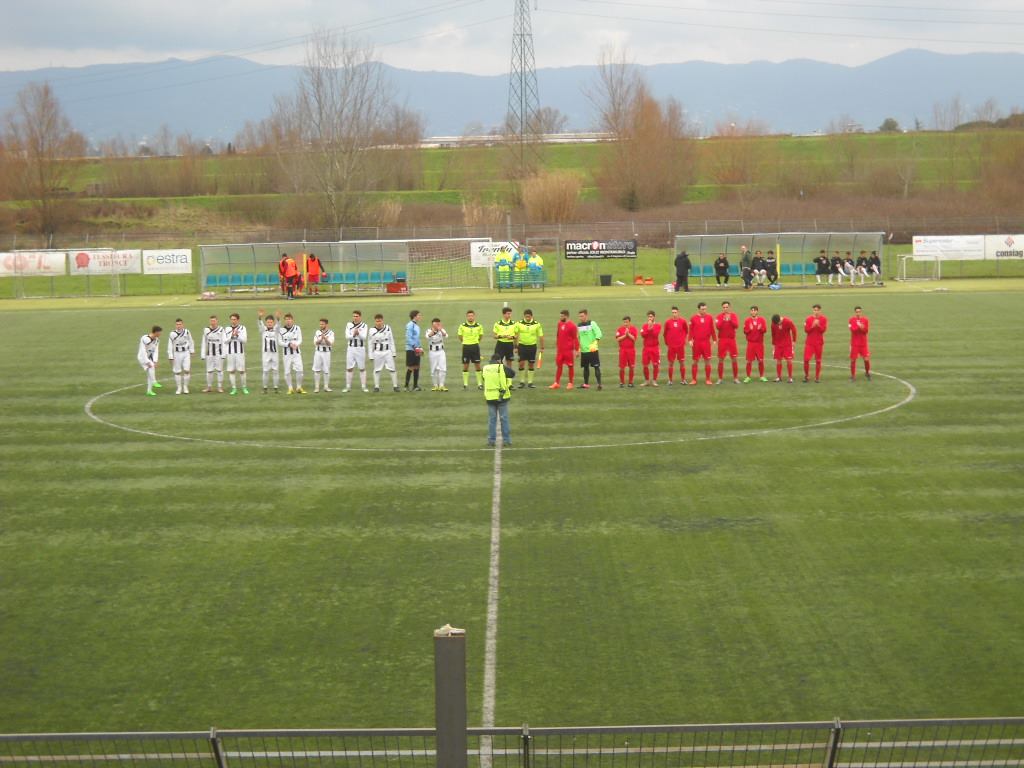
564, 239, 638, 259
143, 249, 193, 274
985, 234, 1024, 259
470, 241, 518, 268
0, 251, 66, 276
912, 235, 984, 261
69, 249, 143, 275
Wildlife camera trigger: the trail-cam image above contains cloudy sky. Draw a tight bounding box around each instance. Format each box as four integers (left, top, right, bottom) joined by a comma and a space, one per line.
2, 0, 1023, 74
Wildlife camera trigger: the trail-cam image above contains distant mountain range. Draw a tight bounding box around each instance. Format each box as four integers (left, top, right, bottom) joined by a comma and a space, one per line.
0, 49, 1021, 144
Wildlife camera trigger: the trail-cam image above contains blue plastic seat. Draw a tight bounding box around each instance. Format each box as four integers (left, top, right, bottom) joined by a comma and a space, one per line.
396, 271, 407, 281
344, 272, 357, 285
369, 271, 382, 286
216, 274, 230, 288
255, 273, 268, 286
204, 275, 217, 288
780, 264, 792, 276
242, 274, 255, 287
357, 272, 370, 286
382, 271, 395, 283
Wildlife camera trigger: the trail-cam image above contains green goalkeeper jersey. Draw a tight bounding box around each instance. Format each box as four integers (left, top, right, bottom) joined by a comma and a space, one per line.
515, 319, 543, 346
578, 320, 602, 351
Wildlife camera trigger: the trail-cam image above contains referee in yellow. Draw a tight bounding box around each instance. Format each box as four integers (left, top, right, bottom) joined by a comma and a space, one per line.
514, 308, 544, 388
493, 306, 517, 365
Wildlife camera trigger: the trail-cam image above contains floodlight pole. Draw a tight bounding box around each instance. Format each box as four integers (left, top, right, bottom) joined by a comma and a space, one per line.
434, 624, 468, 768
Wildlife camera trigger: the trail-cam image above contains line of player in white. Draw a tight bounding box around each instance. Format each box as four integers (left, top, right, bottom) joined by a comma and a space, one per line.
137, 309, 451, 397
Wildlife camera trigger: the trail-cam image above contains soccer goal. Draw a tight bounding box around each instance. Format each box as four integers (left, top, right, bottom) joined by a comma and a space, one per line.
897, 254, 942, 281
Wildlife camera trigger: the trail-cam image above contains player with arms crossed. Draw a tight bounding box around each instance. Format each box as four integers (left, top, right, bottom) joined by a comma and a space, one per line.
688, 302, 718, 385
278, 312, 306, 394
662, 306, 688, 385
514, 308, 543, 388
369, 313, 400, 392
343, 310, 370, 393
615, 315, 638, 388
577, 309, 603, 390
771, 313, 798, 382
742, 306, 768, 382
715, 300, 741, 384
849, 305, 871, 381
639, 310, 661, 386
224, 312, 249, 395
256, 309, 281, 393
458, 310, 485, 390
167, 318, 194, 394
549, 309, 579, 390
138, 325, 163, 396
201, 315, 227, 393
425, 317, 449, 391
312, 318, 335, 392
803, 304, 829, 383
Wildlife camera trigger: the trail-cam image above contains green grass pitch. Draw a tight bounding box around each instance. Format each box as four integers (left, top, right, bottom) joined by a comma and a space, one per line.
0, 282, 1022, 732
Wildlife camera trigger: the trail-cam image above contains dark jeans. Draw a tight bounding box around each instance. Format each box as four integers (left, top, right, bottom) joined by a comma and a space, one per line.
741, 268, 753, 289
675, 273, 689, 291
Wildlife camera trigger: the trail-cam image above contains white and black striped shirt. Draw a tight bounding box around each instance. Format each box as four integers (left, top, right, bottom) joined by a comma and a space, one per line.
426, 328, 447, 352
369, 324, 395, 353
226, 324, 247, 354
346, 321, 367, 348
314, 329, 334, 353
262, 328, 278, 354
279, 323, 302, 355
168, 328, 194, 356
203, 326, 227, 358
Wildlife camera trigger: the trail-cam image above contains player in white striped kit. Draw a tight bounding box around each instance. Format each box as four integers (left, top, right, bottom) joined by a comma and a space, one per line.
201, 315, 228, 393
225, 312, 249, 395
257, 309, 281, 393
167, 318, 194, 394
343, 310, 369, 393
138, 325, 163, 396
368, 313, 400, 392
278, 312, 306, 394
312, 318, 335, 393
425, 317, 449, 391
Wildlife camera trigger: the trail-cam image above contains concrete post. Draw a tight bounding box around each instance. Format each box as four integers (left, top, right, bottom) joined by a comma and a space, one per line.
434, 624, 468, 768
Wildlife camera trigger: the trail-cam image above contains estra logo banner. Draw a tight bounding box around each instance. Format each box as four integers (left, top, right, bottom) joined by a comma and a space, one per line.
143, 249, 192, 275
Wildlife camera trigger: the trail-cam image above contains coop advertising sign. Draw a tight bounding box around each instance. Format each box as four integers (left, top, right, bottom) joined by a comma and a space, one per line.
563, 239, 638, 259
69, 249, 143, 274
985, 234, 1024, 259
471, 241, 518, 268
0, 251, 66, 276
143, 249, 193, 274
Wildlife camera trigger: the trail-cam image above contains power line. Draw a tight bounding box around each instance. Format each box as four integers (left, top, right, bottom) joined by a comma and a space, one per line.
748, 0, 1024, 15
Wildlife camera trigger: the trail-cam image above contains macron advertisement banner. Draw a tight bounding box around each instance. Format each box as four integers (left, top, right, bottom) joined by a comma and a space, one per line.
143, 249, 193, 275
563, 239, 638, 259
0, 251, 66, 276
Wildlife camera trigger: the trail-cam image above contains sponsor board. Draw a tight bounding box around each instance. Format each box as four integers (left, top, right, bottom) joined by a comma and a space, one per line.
143, 249, 193, 275
564, 239, 638, 259
470, 241, 519, 268
0, 251, 66, 276
912, 235, 984, 261
69, 249, 143, 275
985, 234, 1024, 260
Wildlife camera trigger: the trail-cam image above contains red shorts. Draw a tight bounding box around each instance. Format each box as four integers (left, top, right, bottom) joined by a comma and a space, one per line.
308, 273, 321, 284
642, 347, 661, 365
745, 342, 765, 361
691, 340, 712, 360
773, 345, 794, 361
667, 345, 686, 362
717, 338, 738, 358
556, 349, 575, 367
850, 342, 870, 359
619, 348, 636, 367
803, 342, 824, 362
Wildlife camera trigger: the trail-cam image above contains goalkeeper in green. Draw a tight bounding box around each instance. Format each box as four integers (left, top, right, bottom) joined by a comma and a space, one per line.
577, 309, 603, 390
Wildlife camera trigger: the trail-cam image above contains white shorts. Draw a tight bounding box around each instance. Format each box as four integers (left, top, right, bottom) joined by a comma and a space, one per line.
262, 352, 279, 371
372, 353, 396, 373
346, 347, 367, 370
171, 352, 191, 374
225, 352, 246, 372
204, 356, 223, 372
429, 349, 447, 374
313, 351, 332, 373
283, 352, 303, 373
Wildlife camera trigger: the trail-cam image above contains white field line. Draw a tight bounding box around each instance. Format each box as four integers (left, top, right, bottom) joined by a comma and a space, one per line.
479, 435, 504, 768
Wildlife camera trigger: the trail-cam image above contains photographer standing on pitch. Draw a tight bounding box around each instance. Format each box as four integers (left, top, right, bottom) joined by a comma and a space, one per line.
483, 355, 516, 448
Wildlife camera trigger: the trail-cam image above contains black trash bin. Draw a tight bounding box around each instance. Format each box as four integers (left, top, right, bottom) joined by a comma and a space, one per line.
599, 274, 612, 286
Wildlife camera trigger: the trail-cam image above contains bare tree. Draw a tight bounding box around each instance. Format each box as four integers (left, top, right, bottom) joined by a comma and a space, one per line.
531, 106, 569, 135
4, 82, 85, 235
706, 116, 769, 188
973, 98, 1002, 124
932, 95, 965, 131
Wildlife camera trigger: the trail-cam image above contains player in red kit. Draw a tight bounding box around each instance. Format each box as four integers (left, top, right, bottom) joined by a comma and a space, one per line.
639, 311, 662, 386
715, 300, 740, 384
849, 305, 871, 381
803, 303, 828, 383
662, 306, 688, 385
549, 308, 579, 390
688, 302, 717, 385
742, 305, 768, 382
771, 313, 797, 382
615, 315, 638, 387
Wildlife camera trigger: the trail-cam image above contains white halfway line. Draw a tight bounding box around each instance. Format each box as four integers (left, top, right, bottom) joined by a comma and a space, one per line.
482, 434, 503, 733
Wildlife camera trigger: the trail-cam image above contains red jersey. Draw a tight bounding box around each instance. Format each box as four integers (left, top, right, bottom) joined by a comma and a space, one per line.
771, 317, 798, 349
804, 313, 828, 344
849, 315, 870, 342
744, 316, 767, 344
616, 324, 638, 351
640, 322, 662, 349
715, 311, 739, 340
662, 317, 688, 347
556, 320, 580, 353
689, 313, 717, 343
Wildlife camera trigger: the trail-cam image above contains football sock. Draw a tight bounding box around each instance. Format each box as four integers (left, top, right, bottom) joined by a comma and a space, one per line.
346, 370, 353, 388
568, 366, 575, 383
786, 361, 793, 378
777, 362, 783, 379
263, 371, 270, 388
390, 371, 399, 388
654, 364, 660, 380
413, 369, 420, 388
229, 373, 236, 389
583, 366, 590, 385
475, 371, 483, 386
359, 370, 366, 389
175, 373, 182, 390
373, 370, 381, 388
323, 372, 330, 389
405, 370, 412, 387
732, 360, 739, 378
718, 361, 724, 379
620, 368, 625, 384
691, 363, 698, 381
439, 371, 446, 388
527, 369, 534, 384
284, 370, 292, 389
184, 373, 190, 389
240, 372, 247, 388
865, 360, 871, 375
594, 367, 602, 385
217, 372, 224, 388
296, 371, 304, 389
146, 368, 156, 391
462, 371, 469, 386
803, 361, 810, 379
628, 367, 634, 384
815, 360, 822, 380
851, 361, 857, 377
206, 371, 214, 388
555, 364, 563, 384
667, 365, 673, 382
705, 363, 712, 380
758, 361, 764, 377
643, 364, 649, 381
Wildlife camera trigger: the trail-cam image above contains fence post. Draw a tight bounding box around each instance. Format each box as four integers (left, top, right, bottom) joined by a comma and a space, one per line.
823, 717, 843, 768
434, 624, 468, 768
209, 727, 229, 768
521, 724, 531, 768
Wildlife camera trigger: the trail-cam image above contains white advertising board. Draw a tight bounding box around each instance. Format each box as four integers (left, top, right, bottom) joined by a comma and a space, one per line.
69, 249, 143, 275
470, 241, 518, 268
985, 234, 1024, 259
143, 249, 193, 275
0, 251, 66, 276
912, 235, 985, 261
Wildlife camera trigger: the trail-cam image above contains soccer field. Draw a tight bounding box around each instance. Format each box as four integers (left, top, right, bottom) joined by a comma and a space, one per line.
1, 283, 1022, 733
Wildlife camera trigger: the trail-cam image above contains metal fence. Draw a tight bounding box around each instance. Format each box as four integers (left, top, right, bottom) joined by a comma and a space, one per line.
3, 719, 1021, 768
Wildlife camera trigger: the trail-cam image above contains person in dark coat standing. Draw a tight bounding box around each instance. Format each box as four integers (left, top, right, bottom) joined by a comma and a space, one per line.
674, 250, 692, 292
